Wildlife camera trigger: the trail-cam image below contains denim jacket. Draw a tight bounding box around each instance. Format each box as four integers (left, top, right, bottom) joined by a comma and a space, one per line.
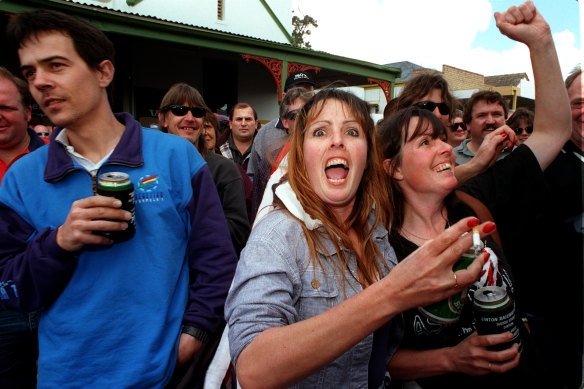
226, 182, 401, 388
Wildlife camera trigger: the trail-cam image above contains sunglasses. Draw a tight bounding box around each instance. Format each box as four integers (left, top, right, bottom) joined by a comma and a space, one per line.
449, 122, 467, 132
413, 101, 450, 116
284, 109, 299, 121
37, 132, 50, 136
513, 126, 533, 135
162, 105, 206, 118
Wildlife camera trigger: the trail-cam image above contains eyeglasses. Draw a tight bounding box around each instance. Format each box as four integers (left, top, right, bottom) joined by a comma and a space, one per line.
413, 101, 450, 116
283, 109, 299, 121
449, 122, 467, 132
162, 105, 206, 118
513, 126, 533, 135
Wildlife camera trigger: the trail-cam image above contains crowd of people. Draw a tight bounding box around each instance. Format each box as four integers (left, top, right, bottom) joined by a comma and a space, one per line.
0, 1, 582, 388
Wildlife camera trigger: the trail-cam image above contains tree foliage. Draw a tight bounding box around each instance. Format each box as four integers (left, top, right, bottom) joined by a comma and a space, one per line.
291, 13, 318, 49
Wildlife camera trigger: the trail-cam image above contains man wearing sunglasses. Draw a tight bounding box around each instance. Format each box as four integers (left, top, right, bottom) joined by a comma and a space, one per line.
246, 70, 316, 185
33, 124, 53, 141
454, 91, 513, 166
0, 10, 237, 388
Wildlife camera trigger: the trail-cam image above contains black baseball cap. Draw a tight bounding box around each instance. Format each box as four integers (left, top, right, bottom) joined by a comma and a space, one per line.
284, 71, 316, 91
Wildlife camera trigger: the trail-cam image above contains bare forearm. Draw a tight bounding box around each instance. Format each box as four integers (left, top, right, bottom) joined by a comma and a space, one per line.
236, 279, 399, 389
388, 348, 454, 380
455, 161, 486, 186
496, 2, 571, 169
529, 35, 571, 143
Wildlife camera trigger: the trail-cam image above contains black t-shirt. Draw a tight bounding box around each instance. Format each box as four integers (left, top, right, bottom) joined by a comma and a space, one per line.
460, 143, 583, 387
388, 200, 536, 389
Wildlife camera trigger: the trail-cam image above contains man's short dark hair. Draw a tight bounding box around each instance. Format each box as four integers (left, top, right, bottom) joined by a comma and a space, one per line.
229, 103, 257, 121
565, 65, 582, 90
463, 90, 508, 124
0, 66, 31, 110
279, 87, 312, 118
6, 9, 115, 71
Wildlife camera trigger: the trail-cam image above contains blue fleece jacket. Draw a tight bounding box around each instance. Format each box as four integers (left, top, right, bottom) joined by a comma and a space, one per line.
0, 113, 237, 388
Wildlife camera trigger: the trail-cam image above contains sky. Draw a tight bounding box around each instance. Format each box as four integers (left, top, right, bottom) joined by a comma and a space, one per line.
291, 0, 582, 81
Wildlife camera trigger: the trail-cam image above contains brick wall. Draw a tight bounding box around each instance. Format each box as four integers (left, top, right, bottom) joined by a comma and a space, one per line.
442, 65, 486, 90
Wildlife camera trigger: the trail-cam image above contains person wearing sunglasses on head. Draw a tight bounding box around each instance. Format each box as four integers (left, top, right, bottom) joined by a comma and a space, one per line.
383, 73, 511, 186
379, 2, 571, 387
506, 107, 534, 146
384, 72, 456, 129
447, 110, 469, 148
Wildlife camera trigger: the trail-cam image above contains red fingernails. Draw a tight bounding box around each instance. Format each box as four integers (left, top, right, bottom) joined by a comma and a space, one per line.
501, 133, 507, 137
483, 251, 491, 263
467, 218, 479, 228
483, 222, 496, 234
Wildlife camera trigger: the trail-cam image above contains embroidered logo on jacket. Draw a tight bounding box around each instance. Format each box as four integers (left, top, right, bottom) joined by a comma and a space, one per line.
137, 175, 159, 192
135, 174, 164, 203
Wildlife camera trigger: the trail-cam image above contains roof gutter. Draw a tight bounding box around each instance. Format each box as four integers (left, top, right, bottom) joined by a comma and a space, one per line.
0, 0, 400, 81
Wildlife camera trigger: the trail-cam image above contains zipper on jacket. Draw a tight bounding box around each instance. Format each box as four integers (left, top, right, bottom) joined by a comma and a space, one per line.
91, 173, 98, 195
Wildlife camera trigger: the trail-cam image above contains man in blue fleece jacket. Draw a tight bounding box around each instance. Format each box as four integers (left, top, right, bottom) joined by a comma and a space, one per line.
0, 9, 237, 388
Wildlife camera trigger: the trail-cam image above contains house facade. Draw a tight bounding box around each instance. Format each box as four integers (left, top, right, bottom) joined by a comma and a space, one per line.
0, 0, 400, 125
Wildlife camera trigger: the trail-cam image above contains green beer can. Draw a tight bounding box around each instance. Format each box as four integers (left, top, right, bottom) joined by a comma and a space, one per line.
418, 245, 481, 323
95, 172, 136, 242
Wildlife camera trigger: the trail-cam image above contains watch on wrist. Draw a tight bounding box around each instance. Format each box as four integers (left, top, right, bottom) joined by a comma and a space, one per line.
181, 325, 210, 344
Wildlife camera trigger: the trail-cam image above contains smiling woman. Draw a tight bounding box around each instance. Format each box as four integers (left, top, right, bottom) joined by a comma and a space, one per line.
378, 107, 540, 388
225, 89, 494, 389
376, 2, 571, 384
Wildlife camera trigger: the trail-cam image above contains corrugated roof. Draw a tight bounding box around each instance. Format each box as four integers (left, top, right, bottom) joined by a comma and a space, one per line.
383, 61, 427, 82
485, 72, 529, 87
61, 0, 288, 45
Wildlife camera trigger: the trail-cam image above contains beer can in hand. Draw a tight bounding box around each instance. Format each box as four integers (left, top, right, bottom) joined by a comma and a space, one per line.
418, 247, 479, 323
95, 172, 136, 242
473, 285, 522, 352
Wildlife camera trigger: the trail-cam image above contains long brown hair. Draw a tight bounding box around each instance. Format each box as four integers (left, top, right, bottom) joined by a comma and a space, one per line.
158, 82, 208, 133
384, 72, 456, 120
278, 88, 390, 289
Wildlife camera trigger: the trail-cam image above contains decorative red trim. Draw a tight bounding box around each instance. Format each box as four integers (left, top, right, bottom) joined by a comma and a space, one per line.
287, 63, 321, 76
368, 78, 392, 103
241, 54, 283, 101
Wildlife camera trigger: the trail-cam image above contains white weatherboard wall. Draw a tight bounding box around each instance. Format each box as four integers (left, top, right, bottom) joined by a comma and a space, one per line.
69, 0, 292, 43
